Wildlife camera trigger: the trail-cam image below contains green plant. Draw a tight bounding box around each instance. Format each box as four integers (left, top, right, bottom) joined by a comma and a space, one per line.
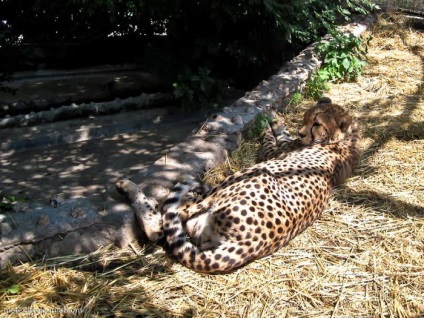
1, 195, 14, 213
173, 67, 228, 110
303, 31, 371, 101
316, 31, 371, 82
287, 91, 302, 107
0, 284, 21, 294
246, 113, 274, 140
303, 70, 330, 100
0, 193, 27, 213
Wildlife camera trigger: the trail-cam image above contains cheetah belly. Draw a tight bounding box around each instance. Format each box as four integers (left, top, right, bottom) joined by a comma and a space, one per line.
185, 213, 221, 250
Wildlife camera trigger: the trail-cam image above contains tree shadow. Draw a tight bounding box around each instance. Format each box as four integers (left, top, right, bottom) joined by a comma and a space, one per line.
340, 188, 424, 217
339, 22, 424, 218
0, 241, 196, 317
0, 108, 206, 201
0, 188, 227, 317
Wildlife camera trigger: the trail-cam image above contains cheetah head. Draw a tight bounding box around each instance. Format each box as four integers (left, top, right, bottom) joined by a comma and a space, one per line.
298, 100, 353, 145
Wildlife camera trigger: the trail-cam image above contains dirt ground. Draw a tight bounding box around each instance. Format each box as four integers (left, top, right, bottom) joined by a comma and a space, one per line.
0, 107, 207, 201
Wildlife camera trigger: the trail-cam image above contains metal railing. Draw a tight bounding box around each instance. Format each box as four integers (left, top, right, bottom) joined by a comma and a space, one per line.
373, 0, 424, 15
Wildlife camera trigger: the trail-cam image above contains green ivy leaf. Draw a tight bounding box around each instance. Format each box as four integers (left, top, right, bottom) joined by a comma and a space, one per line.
342, 58, 350, 69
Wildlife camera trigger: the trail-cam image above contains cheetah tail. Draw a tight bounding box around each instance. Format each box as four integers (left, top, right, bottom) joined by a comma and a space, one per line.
162, 181, 245, 274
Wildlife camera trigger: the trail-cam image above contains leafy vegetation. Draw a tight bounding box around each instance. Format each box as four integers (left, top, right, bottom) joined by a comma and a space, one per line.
317, 31, 371, 82
304, 30, 372, 100
0, 193, 27, 213
287, 91, 303, 107
173, 67, 229, 110
1, 195, 15, 213
0, 284, 21, 295
304, 70, 331, 100
245, 113, 274, 140
0, 0, 378, 109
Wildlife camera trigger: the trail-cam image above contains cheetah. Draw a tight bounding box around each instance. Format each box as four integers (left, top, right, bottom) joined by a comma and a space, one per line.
117, 98, 361, 274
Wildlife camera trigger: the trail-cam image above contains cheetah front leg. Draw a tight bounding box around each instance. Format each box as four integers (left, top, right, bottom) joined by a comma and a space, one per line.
256, 120, 292, 162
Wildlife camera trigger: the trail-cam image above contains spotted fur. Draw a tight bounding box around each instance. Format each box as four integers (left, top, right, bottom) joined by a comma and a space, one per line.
159, 100, 361, 273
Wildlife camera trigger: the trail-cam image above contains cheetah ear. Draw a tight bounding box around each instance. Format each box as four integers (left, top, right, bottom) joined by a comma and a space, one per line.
318, 97, 332, 105
338, 113, 352, 132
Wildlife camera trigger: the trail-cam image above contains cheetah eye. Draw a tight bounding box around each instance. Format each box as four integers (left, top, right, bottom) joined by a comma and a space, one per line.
313, 122, 321, 127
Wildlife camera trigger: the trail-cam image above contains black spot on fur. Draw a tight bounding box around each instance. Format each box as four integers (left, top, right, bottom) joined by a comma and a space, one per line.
164, 212, 178, 220
170, 239, 185, 250
165, 227, 178, 237
164, 197, 179, 206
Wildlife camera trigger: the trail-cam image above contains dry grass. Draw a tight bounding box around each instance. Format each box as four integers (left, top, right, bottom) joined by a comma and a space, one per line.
0, 15, 423, 318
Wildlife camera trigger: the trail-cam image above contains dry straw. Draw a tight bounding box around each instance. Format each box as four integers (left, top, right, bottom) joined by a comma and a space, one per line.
1, 14, 423, 317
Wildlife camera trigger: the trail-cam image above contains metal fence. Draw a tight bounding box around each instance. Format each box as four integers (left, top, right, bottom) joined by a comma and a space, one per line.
373, 0, 424, 14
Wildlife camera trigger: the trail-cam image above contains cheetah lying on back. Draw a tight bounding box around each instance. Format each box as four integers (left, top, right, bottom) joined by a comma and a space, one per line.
117, 98, 361, 274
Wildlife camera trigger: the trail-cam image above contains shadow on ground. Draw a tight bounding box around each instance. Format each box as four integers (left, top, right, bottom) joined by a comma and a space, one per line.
0, 113, 205, 201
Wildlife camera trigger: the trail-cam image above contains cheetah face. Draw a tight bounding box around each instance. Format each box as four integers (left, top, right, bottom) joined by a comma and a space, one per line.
298, 103, 353, 145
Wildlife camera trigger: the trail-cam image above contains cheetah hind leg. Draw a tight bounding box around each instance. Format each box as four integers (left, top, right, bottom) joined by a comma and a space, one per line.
183, 180, 211, 199
177, 179, 211, 220
162, 179, 203, 233
116, 178, 206, 240
116, 178, 163, 241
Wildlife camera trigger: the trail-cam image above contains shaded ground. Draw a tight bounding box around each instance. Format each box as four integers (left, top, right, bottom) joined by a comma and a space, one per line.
0, 107, 206, 201
0, 66, 211, 201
